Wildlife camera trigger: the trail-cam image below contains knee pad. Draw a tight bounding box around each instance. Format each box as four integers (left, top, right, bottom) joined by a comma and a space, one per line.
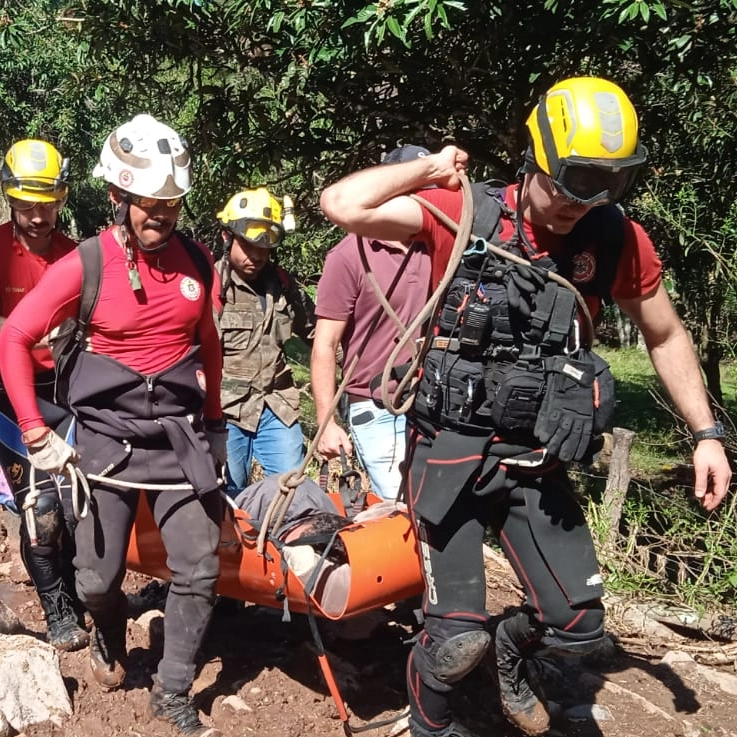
435, 630, 491, 684
413, 621, 491, 691
540, 622, 606, 658
23, 492, 65, 549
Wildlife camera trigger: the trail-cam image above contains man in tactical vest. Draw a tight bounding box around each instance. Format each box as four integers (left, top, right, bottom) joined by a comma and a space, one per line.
214, 188, 315, 497
320, 77, 731, 737
0, 139, 88, 652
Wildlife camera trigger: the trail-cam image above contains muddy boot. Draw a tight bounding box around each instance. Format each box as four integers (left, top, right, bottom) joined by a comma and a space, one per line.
149, 677, 222, 736
494, 613, 549, 736
89, 603, 128, 690
38, 581, 90, 652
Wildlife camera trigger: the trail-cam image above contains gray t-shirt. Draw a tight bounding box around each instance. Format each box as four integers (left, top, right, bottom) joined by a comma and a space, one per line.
234, 474, 342, 538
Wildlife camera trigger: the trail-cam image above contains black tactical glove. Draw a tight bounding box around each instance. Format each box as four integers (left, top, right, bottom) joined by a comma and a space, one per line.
506, 262, 546, 318
534, 355, 596, 462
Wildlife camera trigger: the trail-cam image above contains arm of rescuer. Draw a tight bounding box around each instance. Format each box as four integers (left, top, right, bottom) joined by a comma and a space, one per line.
0, 252, 81, 443
195, 247, 224, 423
310, 317, 353, 459
617, 283, 732, 512
319, 145, 469, 241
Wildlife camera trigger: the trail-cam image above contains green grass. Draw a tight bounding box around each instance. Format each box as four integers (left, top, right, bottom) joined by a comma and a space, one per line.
585, 346, 737, 612
597, 346, 737, 474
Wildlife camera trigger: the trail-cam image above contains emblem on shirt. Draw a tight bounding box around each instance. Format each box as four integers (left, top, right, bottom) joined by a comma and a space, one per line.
180, 276, 201, 301
118, 169, 134, 188
572, 251, 596, 284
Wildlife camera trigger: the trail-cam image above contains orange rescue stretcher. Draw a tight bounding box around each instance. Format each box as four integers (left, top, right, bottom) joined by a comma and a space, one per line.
126, 490, 424, 620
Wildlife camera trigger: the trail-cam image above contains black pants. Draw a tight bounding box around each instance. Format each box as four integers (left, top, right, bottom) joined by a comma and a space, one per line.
404, 423, 605, 728
74, 483, 222, 693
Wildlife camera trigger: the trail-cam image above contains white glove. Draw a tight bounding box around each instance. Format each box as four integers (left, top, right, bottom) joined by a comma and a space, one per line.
204, 419, 228, 470
26, 430, 79, 475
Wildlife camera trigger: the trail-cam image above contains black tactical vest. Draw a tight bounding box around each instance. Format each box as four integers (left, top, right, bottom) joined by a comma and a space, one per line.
413, 184, 621, 445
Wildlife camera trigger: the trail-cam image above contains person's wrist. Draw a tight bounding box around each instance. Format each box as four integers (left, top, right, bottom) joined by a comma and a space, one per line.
692, 422, 726, 444
22, 426, 51, 446
204, 417, 227, 432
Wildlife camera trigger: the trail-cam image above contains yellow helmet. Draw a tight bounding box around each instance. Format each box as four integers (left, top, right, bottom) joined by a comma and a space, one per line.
525, 77, 647, 205
217, 188, 286, 248
1, 139, 70, 204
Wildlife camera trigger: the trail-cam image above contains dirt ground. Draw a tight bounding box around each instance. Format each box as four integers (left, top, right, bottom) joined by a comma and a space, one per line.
3, 509, 737, 737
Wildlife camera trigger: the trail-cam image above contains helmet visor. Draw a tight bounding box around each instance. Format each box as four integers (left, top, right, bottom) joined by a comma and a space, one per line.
230, 218, 285, 248
7, 195, 65, 212
2, 176, 69, 203
551, 144, 648, 206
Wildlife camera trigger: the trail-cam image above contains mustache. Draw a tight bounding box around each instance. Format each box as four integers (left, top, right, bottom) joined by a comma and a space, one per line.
142, 219, 175, 230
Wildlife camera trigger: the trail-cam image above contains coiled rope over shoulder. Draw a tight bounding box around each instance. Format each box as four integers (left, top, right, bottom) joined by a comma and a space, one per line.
378, 172, 596, 415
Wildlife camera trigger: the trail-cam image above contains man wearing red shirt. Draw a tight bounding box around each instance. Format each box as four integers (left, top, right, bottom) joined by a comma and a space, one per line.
321, 78, 731, 737
0, 139, 89, 652
0, 115, 226, 737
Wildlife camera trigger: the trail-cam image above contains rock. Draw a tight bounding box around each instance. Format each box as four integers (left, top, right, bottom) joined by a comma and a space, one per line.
0, 634, 72, 735
0, 600, 21, 635
564, 703, 614, 722
222, 694, 252, 712
661, 650, 737, 696
132, 609, 164, 649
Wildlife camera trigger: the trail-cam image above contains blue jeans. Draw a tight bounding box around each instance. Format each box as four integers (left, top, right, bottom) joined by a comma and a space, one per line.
225, 406, 305, 498
348, 401, 407, 501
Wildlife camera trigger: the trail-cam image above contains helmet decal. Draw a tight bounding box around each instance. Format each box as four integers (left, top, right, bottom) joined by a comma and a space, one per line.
594, 91, 625, 153
119, 169, 134, 188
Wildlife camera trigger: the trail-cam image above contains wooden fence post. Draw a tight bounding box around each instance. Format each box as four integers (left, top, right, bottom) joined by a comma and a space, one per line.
602, 427, 636, 549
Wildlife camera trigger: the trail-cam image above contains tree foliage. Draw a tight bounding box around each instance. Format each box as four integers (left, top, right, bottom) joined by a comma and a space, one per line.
3, 0, 737, 394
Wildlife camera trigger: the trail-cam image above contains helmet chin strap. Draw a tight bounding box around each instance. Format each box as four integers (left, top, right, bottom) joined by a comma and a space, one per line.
136, 236, 170, 254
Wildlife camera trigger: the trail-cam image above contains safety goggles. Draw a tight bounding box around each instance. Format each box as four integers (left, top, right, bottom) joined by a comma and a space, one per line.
7, 195, 66, 212
123, 193, 184, 209
3, 176, 68, 195
548, 144, 648, 206
230, 218, 285, 248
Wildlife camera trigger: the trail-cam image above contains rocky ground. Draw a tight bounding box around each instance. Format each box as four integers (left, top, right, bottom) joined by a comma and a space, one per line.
2, 508, 737, 737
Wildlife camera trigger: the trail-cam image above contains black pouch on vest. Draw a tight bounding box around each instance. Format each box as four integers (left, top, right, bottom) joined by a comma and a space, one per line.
437, 278, 474, 334
414, 349, 488, 430
487, 359, 546, 434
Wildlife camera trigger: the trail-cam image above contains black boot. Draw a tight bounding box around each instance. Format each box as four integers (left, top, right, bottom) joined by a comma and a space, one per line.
408, 718, 477, 737
38, 581, 90, 652
88, 596, 128, 690
494, 613, 549, 736
149, 677, 222, 736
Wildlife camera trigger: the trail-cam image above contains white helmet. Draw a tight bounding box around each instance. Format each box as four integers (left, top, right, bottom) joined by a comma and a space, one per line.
93, 114, 191, 198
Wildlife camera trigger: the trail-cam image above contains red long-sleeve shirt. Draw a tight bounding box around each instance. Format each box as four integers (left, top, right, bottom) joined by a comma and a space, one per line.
0, 228, 222, 432
0, 221, 77, 371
